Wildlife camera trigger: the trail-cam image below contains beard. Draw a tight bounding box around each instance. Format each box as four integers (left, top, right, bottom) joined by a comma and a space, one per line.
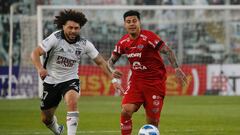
65, 33, 78, 42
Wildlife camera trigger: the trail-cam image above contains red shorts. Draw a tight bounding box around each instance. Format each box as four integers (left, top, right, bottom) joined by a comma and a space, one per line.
122, 79, 166, 121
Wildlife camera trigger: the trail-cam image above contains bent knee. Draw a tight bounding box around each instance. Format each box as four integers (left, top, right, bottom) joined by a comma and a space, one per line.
121, 107, 135, 117
66, 100, 78, 111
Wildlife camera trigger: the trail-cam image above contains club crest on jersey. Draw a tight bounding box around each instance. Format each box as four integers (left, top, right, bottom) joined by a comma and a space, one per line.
75, 50, 81, 55
137, 44, 144, 50
75, 48, 82, 57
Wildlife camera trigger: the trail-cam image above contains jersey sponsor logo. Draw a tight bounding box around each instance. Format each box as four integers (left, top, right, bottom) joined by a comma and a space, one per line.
56, 56, 76, 67
132, 61, 147, 70
127, 52, 142, 58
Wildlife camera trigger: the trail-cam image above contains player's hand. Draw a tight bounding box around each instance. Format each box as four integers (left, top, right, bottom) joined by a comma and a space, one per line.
38, 67, 48, 80
112, 78, 124, 94
175, 68, 187, 85
112, 69, 123, 79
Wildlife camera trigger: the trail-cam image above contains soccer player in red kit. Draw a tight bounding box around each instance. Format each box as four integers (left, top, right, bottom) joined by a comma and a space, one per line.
108, 10, 187, 135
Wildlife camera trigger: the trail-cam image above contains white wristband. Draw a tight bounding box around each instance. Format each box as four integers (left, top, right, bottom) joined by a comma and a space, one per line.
112, 78, 120, 83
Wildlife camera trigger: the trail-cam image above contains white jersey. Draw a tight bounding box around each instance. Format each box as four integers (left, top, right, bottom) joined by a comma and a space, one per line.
40, 30, 99, 84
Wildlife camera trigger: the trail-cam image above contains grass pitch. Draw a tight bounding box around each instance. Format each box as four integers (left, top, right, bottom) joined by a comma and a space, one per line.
0, 96, 239, 135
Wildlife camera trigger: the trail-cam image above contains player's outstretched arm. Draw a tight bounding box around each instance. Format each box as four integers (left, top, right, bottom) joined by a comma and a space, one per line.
93, 54, 113, 78
94, 54, 124, 93
160, 45, 187, 84
93, 54, 122, 79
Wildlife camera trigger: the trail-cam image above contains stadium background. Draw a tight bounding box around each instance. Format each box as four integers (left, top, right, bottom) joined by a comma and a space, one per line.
0, 0, 240, 98
0, 1, 240, 135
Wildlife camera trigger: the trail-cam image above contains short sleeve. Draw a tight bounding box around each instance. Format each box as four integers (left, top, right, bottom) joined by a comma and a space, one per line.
112, 40, 124, 56
40, 33, 58, 52
85, 40, 99, 59
147, 31, 166, 50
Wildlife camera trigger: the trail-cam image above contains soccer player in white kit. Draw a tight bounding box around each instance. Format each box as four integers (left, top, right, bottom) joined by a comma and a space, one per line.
31, 10, 122, 135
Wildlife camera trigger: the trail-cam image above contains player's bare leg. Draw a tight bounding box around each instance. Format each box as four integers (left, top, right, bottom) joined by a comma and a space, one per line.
41, 107, 64, 135
120, 103, 140, 135
64, 90, 79, 135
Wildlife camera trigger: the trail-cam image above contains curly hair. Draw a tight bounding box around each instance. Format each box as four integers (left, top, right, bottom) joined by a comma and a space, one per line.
54, 9, 88, 29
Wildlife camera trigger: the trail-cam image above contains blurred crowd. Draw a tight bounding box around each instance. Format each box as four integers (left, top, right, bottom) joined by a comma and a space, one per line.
0, 0, 240, 66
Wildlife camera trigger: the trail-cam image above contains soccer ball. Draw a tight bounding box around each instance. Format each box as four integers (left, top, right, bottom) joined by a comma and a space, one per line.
138, 124, 160, 135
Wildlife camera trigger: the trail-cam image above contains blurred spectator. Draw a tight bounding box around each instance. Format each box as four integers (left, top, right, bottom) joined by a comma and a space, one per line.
1, 15, 9, 66
36, 0, 45, 5
0, 0, 20, 14
208, 0, 225, 5
162, 0, 181, 5
193, 0, 208, 5
144, 0, 156, 5
0, 15, 7, 66
81, 0, 126, 5
134, 0, 144, 5
50, 0, 81, 5
230, 0, 240, 4
36, 0, 51, 5
133, 0, 162, 5
163, 0, 173, 5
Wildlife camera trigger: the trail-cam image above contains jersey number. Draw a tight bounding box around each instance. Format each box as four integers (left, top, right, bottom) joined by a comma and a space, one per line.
41, 91, 48, 100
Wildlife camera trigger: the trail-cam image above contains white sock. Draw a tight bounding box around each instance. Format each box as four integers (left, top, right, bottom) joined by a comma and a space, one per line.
67, 111, 79, 135
46, 115, 60, 134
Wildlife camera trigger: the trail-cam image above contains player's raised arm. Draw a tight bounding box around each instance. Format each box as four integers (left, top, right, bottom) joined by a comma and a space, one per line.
159, 44, 187, 84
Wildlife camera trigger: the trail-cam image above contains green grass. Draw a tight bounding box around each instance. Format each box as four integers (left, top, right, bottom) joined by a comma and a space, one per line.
0, 96, 240, 135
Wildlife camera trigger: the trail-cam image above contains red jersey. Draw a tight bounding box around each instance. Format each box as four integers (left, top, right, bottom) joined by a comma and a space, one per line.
113, 30, 167, 81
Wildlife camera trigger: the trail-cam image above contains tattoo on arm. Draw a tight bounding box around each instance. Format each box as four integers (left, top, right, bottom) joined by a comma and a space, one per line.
160, 45, 179, 68
107, 55, 119, 73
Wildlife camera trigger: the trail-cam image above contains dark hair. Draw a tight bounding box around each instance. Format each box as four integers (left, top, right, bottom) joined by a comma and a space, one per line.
54, 9, 88, 29
123, 10, 140, 21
